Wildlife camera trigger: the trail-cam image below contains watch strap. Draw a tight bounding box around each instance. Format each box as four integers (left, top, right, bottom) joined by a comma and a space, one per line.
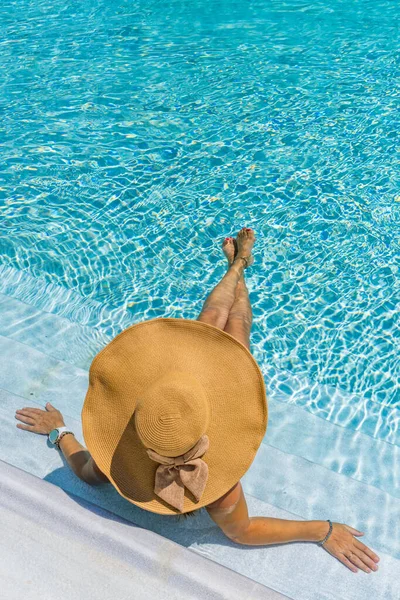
54, 426, 69, 436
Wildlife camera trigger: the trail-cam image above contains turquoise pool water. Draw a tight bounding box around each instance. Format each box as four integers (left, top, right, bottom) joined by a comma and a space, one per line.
1, 0, 399, 445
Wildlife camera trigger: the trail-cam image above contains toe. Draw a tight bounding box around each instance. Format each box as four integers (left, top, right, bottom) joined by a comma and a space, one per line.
222, 237, 234, 249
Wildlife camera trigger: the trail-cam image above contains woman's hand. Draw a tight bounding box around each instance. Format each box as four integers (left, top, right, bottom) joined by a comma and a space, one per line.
322, 522, 380, 573
15, 402, 65, 435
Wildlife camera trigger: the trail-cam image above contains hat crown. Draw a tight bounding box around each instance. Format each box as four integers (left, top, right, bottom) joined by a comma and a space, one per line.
134, 371, 211, 457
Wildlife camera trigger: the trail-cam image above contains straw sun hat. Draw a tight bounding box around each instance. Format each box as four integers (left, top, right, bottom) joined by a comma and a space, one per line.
82, 317, 268, 515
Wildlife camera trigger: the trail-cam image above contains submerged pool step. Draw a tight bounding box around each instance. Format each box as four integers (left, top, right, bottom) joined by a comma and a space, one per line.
260, 363, 399, 446
266, 399, 399, 501
0, 292, 110, 371
0, 334, 89, 419
0, 263, 134, 339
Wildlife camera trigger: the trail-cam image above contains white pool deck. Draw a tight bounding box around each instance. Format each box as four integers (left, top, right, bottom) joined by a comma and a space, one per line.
1, 460, 285, 600
0, 264, 399, 600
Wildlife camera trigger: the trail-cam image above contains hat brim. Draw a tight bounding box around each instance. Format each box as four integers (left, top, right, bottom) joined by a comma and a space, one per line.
82, 318, 268, 515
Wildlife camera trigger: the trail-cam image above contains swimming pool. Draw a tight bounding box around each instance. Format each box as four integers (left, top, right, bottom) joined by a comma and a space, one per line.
2, 0, 398, 433
0, 0, 399, 597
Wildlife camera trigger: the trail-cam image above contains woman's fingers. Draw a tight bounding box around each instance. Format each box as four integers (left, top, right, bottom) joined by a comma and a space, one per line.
15, 413, 36, 425
353, 547, 379, 571
15, 404, 64, 435
344, 525, 364, 536
16, 423, 36, 431
15, 409, 45, 433
348, 551, 372, 573
354, 540, 380, 563
16, 408, 43, 416
324, 523, 380, 575
16, 422, 47, 434
339, 554, 358, 573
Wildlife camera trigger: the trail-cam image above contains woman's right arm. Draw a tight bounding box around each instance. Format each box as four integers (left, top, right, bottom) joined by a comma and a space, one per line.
206, 482, 380, 574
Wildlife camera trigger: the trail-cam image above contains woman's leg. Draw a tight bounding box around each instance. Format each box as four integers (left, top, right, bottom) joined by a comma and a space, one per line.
197, 228, 254, 334
224, 272, 252, 351
196, 254, 246, 330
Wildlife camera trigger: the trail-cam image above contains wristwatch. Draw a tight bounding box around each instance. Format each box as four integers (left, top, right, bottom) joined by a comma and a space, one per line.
49, 426, 74, 448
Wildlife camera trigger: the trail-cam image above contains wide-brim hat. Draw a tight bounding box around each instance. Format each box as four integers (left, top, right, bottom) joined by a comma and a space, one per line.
82, 318, 268, 515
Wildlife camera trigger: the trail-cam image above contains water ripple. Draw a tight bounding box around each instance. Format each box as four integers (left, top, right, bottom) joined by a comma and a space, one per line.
0, 0, 399, 441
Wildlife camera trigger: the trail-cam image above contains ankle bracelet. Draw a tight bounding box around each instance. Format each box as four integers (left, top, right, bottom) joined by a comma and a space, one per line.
235, 256, 249, 269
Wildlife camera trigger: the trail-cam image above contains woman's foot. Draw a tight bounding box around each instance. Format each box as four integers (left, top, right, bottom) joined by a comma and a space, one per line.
222, 237, 237, 266
235, 227, 255, 268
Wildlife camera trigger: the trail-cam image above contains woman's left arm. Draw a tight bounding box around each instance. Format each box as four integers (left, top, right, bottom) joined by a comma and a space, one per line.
15, 401, 109, 486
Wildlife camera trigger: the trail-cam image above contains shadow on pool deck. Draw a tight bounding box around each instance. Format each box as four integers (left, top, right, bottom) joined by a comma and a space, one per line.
43, 462, 298, 553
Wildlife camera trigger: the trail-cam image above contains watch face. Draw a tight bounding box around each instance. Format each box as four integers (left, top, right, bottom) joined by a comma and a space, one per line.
49, 429, 59, 444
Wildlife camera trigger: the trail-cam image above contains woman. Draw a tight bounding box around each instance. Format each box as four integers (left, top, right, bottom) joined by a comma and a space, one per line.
15, 227, 379, 575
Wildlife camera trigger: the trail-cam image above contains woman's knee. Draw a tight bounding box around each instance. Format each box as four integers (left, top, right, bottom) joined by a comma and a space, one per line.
197, 306, 227, 330
224, 316, 251, 350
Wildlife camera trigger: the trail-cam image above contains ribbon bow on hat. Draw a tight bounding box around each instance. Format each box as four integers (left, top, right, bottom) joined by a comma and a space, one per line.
146, 435, 210, 512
